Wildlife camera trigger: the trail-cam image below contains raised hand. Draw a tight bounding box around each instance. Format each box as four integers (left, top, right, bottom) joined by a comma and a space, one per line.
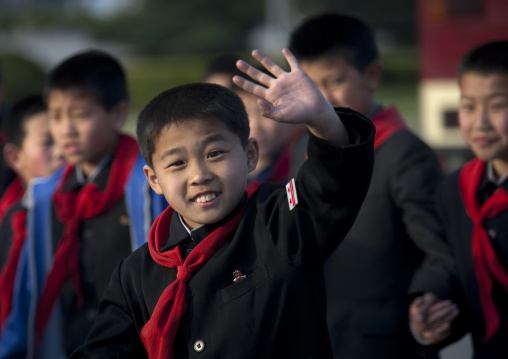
409, 292, 459, 344
233, 48, 349, 146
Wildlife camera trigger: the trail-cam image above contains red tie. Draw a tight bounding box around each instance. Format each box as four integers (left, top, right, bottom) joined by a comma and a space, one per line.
459, 159, 508, 343
140, 185, 258, 359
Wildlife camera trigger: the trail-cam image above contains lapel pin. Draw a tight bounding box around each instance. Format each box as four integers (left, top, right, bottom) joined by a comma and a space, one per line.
233, 269, 246, 283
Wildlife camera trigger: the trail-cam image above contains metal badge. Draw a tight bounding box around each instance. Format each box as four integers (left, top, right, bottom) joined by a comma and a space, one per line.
233, 269, 246, 283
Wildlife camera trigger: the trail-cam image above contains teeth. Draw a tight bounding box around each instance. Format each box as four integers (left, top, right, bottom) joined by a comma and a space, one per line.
195, 193, 216, 203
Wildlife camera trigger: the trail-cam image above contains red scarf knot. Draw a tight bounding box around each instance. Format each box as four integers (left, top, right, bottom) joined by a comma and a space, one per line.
176, 266, 192, 282
140, 184, 259, 359
459, 159, 508, 344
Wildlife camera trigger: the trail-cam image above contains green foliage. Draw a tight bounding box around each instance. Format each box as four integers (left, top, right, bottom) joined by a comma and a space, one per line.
0, 53, 46, 104
90, 0, 264, 55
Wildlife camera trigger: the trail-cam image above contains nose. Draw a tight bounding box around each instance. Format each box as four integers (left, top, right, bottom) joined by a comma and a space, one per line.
189, 160, 213, 186
474, 106, 491, 130
58, 115, 78, 137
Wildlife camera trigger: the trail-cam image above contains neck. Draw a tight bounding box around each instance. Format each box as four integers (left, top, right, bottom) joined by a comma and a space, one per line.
250, 156, 272, 177
492, 158, 508, 181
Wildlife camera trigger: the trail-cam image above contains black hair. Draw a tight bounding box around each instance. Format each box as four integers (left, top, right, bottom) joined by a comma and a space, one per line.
458, 41, 508, 80
137, 83, 250, 168
44, 49, 128, 111
288, 13, 378, 71
2, 94, 46, 147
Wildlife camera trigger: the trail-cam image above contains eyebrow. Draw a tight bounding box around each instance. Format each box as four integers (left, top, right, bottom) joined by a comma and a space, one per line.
159, 133, 229, 161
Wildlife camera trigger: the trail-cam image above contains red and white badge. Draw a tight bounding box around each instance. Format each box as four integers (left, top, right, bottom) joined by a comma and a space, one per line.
286, 178, 298, 210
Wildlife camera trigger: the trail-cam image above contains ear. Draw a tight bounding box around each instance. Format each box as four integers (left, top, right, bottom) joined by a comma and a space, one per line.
110, 100, 129, 131
363, 61, 382, 90
245, 137, 259, 173
3, 143, 23, 174
143, 164, 163, 195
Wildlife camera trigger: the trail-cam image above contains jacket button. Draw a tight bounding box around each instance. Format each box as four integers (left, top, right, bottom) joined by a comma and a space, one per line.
194, 340, 205, 352
488, 228, 497, 239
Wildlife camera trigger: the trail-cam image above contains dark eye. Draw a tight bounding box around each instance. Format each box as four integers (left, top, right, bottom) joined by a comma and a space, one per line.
207, 150, 223, 158
169, 160, 185, 168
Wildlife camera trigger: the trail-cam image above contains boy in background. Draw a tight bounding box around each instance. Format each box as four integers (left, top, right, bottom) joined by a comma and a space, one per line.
0, 94, 63, 328
289, 13, 445, 358
0, 50, 166, 358
70, 48, 374, 359
410, 40, 508, 358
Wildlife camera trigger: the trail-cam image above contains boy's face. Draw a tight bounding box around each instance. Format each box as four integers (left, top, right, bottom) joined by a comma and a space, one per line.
299, 55, 380, 116
459, 72, 508, 171
240, 91, 292, 161
47, 90, 127, 176
15, 112, 64, 183
144, 118, 258, 229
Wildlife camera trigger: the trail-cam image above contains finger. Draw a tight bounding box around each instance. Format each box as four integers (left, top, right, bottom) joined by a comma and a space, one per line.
423, 322, 451, 342
409, 297, 425, 322
282, 48, 301, 72
257, 98, 276, 118
251, 49, 286, 78
235, 60, 274, 88
425, 303, 458, 328
232, 75, 267, 99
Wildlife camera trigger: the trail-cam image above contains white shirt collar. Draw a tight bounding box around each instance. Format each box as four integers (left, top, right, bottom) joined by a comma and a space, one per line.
487, 161, 508, 186
75, 153, 112, 185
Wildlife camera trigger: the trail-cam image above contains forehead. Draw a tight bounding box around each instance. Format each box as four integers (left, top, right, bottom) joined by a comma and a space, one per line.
300, 55, 359, 75
23, 112, 50, 135
460, 72, 508, 96
153, 117, 240, 152
47, 89, 100, 108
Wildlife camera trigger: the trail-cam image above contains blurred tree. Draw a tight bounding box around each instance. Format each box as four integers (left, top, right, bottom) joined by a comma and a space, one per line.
0, 54, 46, 104
90, 0, 264, 55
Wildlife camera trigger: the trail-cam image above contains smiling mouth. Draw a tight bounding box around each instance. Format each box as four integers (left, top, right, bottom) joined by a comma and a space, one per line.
194, 193, 217, 203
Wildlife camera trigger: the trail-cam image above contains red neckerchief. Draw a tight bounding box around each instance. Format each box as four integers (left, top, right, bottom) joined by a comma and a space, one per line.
34, 134, 139, 346
0, 176, 24, 221
459, 158, 508, 343
372, 107, 408, 151
0, 208, 27, 329
140, 185, 258, 359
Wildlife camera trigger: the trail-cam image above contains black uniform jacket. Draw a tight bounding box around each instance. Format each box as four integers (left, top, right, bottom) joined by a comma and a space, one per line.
324, 123, 445, 358
410, 168, 508, 359
70, 109, 375, 359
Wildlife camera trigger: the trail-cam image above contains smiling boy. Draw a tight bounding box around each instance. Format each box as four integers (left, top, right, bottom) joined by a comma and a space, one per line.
70, 48, 375, 359
409, 41, 508, 358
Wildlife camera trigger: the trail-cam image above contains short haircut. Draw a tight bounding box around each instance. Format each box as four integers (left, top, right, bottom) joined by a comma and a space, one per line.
44, 49, 128, 111
458, 41, 508, 80
2, 94, 46, 147
137, 83, 250, 168
288, 13, 378, 71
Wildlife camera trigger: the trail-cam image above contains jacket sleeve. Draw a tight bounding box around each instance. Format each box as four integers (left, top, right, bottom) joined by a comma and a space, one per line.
259, 107, 375, 268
